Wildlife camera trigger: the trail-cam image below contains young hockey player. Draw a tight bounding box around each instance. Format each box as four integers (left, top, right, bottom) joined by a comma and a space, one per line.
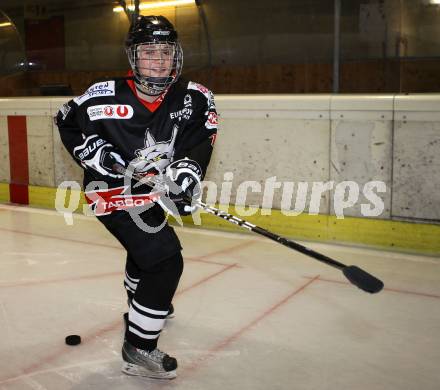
56, 15, 218, 379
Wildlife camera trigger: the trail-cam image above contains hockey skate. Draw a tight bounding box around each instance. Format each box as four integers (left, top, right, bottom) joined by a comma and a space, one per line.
122, 340, 177, 379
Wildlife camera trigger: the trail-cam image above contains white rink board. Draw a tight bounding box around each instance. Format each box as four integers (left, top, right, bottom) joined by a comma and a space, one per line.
392, 120, 440, 220
53, 127, 83, 187
393, 95, 440, 221
0, 116, 10, 183
329, 95, 393, 219
27, 116, 55, 187
1, 94, 440, 223
209, 118, 330, 213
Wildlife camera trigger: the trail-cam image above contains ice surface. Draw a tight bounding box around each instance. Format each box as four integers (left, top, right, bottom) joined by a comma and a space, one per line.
0, 204, 439, 390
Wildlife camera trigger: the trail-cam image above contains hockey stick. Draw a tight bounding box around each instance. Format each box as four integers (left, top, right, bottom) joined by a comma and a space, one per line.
112, 164, 384, 294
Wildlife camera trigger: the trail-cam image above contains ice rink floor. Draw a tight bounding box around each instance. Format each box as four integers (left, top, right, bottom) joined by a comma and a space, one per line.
0, 203, 439, 390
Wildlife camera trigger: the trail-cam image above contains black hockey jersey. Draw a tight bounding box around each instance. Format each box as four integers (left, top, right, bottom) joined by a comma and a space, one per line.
56, 76, 218, 215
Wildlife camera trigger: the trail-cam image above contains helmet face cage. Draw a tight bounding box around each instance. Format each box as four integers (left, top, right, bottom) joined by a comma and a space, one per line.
127, 41, 183, 96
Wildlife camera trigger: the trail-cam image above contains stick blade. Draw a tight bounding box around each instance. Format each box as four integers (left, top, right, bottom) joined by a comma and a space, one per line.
343, 265, 384, 294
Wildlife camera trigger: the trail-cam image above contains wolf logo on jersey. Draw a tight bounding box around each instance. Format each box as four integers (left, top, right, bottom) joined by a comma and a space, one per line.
132, 125, 179, 173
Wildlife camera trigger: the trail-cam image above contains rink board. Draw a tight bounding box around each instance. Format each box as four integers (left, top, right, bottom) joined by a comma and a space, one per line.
1, 94, 440, 255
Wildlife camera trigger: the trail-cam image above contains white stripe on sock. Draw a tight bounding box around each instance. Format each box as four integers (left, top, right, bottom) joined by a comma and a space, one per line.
124, 277, 138, 291
130, 306, 166, 332
128, 326, 160, 340
125, 271, 140, 283
132, 300, 168, 316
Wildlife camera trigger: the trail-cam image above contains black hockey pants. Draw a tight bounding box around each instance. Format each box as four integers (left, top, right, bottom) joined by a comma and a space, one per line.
97, 206, 183, 351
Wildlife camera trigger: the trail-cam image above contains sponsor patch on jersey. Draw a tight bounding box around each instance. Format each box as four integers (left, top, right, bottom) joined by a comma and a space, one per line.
74, 81, 115, 105
153, 30, 170, 35
170, 107, 193, 121
58, 102, 71, 120
169, 94, 193, 121
184, 94, 192, 107
188, 81, 215, 109
85, 186, 162, 216
87, 104, 134, 121
188, 81, 209, 97
205, 111, 218, 129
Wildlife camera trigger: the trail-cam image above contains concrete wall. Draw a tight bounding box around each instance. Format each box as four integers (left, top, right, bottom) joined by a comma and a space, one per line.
210, 96, 331, 215
0, 116, 10, 181
0, 94, 440, 225
393, 95, 440, 221
330, 96, 394, 218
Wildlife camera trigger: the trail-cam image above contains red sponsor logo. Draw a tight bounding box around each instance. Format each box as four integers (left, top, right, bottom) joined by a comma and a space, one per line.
207, 111, 218, 126
194, 82, 209, 94
85, 186, 162, 215
116, 105, 129, 117
104, 106, 114, 116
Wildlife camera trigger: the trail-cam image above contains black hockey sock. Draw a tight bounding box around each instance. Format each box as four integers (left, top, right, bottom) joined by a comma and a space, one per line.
124, 254, 141, 302
125, 251, 184, 351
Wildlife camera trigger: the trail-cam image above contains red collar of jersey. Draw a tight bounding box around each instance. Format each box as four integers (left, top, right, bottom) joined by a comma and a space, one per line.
126, 71, 168, 113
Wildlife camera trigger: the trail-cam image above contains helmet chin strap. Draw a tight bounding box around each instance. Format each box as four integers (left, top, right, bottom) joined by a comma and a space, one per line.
134, 69, 177, 98
134, 79, 168, 101
135, 79, 161, 96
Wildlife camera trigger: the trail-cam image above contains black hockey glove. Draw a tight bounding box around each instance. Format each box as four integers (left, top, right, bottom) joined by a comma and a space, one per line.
157, 159, 202, 216
73, 134, 127, 178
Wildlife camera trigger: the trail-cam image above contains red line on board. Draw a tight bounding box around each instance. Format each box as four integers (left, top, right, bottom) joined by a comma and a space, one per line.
8, 183, 28, 204
7, 116, 29, 204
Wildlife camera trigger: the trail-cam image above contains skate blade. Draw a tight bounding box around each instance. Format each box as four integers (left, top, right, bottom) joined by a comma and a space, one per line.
122, 362, 177, 379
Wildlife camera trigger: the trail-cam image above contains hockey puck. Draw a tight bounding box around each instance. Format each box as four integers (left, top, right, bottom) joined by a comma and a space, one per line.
65, 335, 81, 346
